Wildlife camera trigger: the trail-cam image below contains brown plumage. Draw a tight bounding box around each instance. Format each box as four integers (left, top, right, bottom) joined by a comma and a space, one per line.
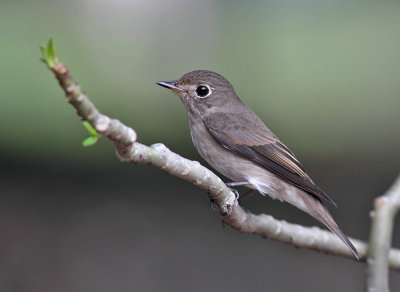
157, 70, 359, 259
203, 112, 337, 206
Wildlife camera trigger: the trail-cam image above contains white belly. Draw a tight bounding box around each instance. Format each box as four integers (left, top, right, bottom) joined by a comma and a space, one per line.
188, 117, 311, 214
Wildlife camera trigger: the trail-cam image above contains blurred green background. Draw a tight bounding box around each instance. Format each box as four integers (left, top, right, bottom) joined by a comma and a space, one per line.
1, 0, 399, 291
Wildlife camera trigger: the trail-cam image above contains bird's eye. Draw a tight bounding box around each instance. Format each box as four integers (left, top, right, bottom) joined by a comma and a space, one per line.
196, 85, 211, 98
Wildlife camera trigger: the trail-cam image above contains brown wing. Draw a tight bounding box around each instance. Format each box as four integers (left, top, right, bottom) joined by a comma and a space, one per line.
203, 112, 336, 206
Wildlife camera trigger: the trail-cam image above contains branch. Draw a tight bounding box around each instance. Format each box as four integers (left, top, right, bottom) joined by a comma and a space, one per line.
367, 174, 400, 290
41, 40, 400, 269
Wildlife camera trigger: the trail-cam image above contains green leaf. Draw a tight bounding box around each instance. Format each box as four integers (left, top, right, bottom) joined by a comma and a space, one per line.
40, 38, 58, 69
82, 136, 99, 147
81, 121, 99, 147
82, 121, 99, 137
47, 38, 58, 61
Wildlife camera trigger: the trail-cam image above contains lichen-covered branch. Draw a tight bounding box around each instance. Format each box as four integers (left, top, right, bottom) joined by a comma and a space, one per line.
42, 40, 400, 269
367, 174, 400, 291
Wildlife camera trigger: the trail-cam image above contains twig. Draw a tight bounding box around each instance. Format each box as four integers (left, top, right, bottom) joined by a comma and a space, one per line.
41, 40, 400, 269
367, 174, 400, 291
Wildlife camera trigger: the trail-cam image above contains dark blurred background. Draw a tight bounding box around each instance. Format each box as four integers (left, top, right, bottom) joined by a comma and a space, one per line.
1, 0, 400, 291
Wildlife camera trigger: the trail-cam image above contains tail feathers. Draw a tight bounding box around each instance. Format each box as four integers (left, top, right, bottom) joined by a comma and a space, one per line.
312, 199, 360, 260
247, 175, 359, 258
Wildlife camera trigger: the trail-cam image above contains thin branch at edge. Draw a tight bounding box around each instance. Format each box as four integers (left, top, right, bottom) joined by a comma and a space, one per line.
367, 174, 400, 291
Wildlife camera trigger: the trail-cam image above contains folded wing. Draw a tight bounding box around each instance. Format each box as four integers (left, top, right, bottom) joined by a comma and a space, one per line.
203, 112, 336, 206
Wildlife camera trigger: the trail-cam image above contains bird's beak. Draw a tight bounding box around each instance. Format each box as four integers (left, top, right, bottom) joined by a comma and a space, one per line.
157, 81, 186, 93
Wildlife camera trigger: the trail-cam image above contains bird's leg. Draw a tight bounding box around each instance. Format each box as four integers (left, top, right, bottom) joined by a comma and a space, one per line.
226, 181, 249, 200
239, 189, 256, 203
236, 190, 256, 215
225, 181, 255, 202
225, 181, 250, 187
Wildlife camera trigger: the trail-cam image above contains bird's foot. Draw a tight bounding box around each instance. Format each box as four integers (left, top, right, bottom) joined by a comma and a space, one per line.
225, 181, 252, 202
209, 198, 217, 211
230, 188, 240, 200
225, 181, 257, 204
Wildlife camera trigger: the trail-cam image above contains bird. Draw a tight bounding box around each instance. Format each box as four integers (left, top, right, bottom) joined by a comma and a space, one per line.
157, 70, 359, 259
